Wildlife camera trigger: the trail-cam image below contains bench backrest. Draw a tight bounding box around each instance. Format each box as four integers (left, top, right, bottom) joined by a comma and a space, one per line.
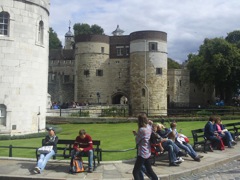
191, 128, 205, 143
41, 139, 101, 150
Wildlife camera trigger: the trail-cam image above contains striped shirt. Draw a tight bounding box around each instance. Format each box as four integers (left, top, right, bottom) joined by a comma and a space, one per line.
136, 124, 152, 159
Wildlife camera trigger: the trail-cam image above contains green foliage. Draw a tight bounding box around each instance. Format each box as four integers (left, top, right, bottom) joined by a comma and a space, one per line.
0, 132, 46, 140
73, 23, 104, 36
100, 107, 128, 117
196, 110, 212, 116
70, 110, 90, 117
226, 30, 240, 46
49, 27, 62, 49
187, 36, 240, 103
168, 58, 181, 69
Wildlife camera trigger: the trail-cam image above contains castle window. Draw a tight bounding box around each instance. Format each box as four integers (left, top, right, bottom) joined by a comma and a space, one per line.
101, 47, 104, 54
149, 42, 158, 51
84, 70, 90, 77
64, 75, 70, 83
0, 11, 10, 36
0, 104, 6, 126
38, 21, 44, 44
142, 88, 146, 97
179, 80, 182, 86
156, 68, 162, 75
96, 69, 103, 76
116, 46, 124, 56
125, 46, 130, 56
51, 73, 56, 81
167, 81, 169, 87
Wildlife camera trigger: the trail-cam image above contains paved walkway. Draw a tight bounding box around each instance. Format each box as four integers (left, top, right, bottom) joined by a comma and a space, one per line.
0, 143, 240, 180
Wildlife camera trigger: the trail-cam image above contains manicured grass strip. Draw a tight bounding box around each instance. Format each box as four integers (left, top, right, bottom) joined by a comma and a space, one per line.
0, 120, 239, 161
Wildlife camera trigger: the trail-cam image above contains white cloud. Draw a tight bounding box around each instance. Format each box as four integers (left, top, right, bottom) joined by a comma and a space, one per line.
50, 0, 240, 62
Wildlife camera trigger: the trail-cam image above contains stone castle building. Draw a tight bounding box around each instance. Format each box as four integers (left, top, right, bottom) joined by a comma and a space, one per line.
0, 0, 49, 135
48, 25, 214, 116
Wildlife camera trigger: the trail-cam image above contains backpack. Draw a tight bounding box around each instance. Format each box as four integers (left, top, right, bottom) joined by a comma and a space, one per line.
70, 158, 84, 173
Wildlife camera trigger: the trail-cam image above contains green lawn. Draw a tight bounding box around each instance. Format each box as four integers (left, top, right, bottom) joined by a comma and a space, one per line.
0, 119, 239, 161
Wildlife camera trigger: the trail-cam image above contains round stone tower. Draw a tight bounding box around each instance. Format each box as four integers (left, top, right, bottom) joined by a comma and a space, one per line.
129, 31, 168, 116
0, 0, 50, 135
74, 35, 110, 104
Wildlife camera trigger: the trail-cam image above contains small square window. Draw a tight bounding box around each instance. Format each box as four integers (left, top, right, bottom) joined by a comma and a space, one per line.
156, 68, 162, 75
149, 42, 158, 51
116, 47, 124, 56
64, 75, 70, 83
84, 70, 90, 77
96, 69, 103, 76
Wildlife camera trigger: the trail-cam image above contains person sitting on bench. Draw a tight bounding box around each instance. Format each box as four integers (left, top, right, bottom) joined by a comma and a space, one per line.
71, 129, 93, 173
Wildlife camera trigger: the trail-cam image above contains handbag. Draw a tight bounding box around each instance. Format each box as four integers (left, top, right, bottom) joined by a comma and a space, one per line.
37, 145, 53, 154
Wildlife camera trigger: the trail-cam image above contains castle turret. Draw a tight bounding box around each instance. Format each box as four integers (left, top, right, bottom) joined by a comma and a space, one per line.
129, 31, 168, 116
74, 35, 110, 104
0, 0, 50, 135
64, 22, 74, 49
112, 25, 124, 36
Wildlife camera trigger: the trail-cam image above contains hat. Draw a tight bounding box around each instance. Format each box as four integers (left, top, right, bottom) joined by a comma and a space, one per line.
46, 127, 55, 131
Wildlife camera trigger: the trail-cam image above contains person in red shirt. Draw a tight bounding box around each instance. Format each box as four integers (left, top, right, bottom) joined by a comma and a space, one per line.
71, 129, 93, 172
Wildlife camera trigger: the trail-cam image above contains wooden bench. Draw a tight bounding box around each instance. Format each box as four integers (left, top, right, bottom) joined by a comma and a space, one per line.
191, 128, 211, 153
224, 122, 240, 139
36, 139, 101, 169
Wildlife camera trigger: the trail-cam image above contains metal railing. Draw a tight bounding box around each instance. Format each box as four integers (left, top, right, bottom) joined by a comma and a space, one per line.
46, 107, 240, 117
0, 145, 136, 161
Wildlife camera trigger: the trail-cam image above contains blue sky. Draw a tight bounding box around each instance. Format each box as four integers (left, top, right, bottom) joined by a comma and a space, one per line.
50, 0, 240, 63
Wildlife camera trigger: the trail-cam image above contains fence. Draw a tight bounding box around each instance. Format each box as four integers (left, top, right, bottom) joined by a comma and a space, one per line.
0, 145, 136, 161
46, 107, 240, 117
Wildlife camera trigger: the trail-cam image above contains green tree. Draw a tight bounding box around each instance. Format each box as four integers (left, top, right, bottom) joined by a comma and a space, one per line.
226, 30, 240, 48
90, 24, 104, 35
73, 23, 104, 36
168, 58, 181, 69
49, 27, 62, 49
187, 37, 240, 104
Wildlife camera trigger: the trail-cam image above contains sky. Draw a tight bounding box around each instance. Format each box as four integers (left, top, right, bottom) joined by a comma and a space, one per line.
49, 0, 240, 63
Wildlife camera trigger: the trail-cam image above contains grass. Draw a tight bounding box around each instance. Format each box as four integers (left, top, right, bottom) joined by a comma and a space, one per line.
0, 119, 239, 161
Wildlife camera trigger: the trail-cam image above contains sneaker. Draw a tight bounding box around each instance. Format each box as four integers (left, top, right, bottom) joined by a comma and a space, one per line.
194, 157, 201, 162
88, 168, 93, 173
33, 167, 40, 174
231, 140, 237, 145
174, 159, 183, 164
177, 157, 184, 162
169, 162, 179, 166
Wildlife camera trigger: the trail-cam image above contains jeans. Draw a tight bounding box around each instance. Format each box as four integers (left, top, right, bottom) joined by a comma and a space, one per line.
175, 141, 197, 159
37, 149, 55, 173
162, 140, 177, 163
132, 156, 158, 180
71, 149, 93, 169
220, 131, 233, 147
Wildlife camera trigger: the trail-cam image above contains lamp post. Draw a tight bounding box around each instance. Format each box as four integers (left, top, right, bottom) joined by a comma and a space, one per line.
97, 92, 100, 104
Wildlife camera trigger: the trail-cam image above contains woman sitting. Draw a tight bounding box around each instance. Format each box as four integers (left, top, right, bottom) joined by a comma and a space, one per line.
214, 117, 237, 148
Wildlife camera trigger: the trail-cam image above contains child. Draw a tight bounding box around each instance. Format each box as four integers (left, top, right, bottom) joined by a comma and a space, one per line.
151, 123, 164, 153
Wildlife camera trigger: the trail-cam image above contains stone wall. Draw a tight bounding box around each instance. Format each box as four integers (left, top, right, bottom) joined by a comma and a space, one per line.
0, 0, 50, 135
167, 69, 190, 107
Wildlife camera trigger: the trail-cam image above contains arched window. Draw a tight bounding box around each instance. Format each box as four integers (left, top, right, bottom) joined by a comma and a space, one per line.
0, 11, 10, 36
142, 88, 146, 97
0, 104, 7, 126
38, 21, 44, 44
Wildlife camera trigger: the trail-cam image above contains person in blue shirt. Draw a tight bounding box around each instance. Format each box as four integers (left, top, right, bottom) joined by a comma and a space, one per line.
204, 116, 223, 150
